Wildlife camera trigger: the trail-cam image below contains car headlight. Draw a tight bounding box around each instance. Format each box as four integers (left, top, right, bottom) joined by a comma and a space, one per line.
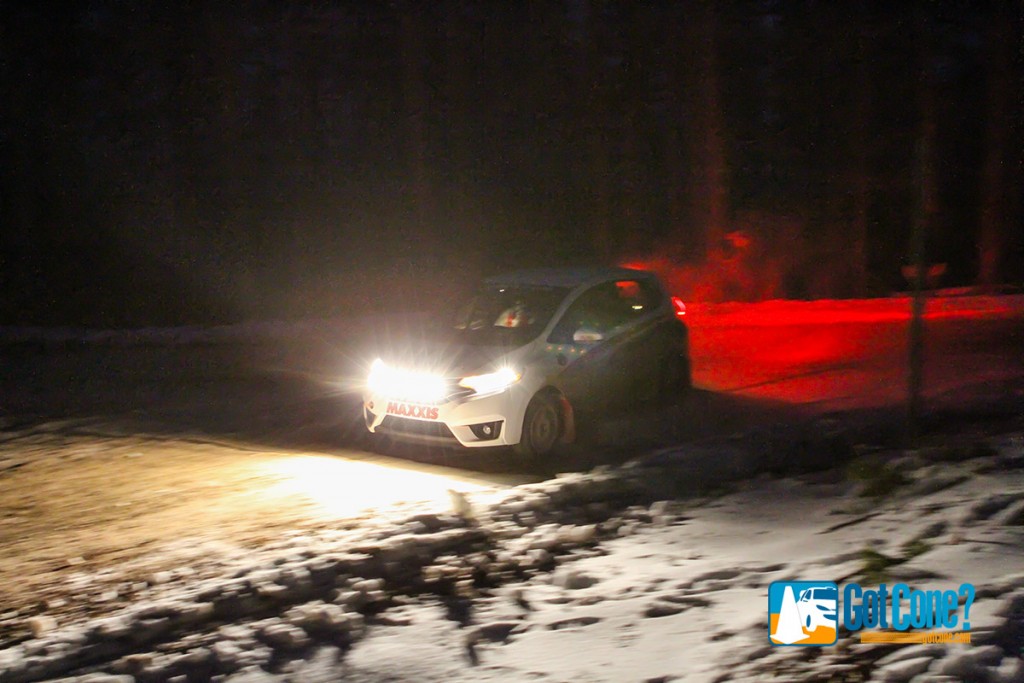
367, 358, 391, 395
458, 367, 521, 395
367, 359, 447, 403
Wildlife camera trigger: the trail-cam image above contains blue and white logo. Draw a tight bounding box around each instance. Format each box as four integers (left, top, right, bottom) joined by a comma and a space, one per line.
769, 581, 838, 646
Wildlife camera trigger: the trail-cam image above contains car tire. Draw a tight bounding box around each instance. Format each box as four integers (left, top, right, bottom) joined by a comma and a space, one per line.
362, 431, 391, 455
514, 392, 561, 459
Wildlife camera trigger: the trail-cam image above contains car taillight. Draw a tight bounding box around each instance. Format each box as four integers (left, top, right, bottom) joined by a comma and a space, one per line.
671, 296, 686, 318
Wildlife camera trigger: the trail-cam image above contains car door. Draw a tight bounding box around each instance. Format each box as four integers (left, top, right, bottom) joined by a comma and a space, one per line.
547, 278, 663, 414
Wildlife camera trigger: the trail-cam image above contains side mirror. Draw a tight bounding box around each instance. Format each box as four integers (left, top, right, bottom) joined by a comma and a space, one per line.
573, 327, 604, 343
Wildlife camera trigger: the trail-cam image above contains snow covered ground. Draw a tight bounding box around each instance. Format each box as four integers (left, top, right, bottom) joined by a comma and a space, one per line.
1, 423, 1022, 682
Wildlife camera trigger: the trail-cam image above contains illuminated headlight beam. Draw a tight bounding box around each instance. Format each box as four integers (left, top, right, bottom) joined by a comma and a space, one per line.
458, 367, 521, 395
263, 454, 505, 518
367, 358, 447, 403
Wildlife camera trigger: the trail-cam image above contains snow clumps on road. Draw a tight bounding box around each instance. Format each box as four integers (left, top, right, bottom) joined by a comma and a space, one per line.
2, 429, 1023, 682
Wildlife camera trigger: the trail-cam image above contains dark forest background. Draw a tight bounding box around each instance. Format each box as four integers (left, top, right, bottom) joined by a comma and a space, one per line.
2, 1, 1021, 327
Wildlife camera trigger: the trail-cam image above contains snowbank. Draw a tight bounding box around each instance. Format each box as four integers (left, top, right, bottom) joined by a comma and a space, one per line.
1, 426, 1021, 682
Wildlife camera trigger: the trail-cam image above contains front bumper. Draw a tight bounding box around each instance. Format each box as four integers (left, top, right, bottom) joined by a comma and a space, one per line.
363, 384, 530, 448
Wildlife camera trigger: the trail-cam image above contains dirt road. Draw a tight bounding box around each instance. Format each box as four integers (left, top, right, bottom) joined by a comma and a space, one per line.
1, 295, 1021, 645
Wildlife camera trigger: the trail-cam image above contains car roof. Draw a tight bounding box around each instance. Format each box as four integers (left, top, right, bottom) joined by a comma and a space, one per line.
484, 266, 654, 290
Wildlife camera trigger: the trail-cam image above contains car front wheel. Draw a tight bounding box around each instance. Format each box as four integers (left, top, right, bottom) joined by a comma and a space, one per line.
514, 392, 561, 458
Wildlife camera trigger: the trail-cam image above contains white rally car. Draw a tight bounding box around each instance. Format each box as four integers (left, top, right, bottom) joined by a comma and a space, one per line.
363, 266, 690, 457
796, 585, 838, 631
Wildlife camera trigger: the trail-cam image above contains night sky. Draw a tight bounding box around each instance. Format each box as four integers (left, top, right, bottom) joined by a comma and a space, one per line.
2, 1, 1021, 327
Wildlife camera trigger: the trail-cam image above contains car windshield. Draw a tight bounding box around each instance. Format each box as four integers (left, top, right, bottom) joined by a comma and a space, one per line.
452, 285, 569, 346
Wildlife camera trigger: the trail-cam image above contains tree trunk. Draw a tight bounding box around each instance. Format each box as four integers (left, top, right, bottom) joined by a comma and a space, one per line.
851, 18, 873, 296
683, 0, 728, 259
663, 8, 689, 263
581, 2, 613, 262
397, 4, 432, 254
976, 7, 1014, 286
907, 17, 939, 445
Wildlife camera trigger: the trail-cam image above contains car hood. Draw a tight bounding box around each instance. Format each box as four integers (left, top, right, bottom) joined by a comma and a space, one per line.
373, 335, 529, 379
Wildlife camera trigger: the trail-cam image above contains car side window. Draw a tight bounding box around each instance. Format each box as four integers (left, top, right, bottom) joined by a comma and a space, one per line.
614, 278, 661, 314
548, 279, 657, 344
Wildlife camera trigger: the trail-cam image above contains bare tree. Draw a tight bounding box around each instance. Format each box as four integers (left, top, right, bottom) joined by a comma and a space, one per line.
976, 6, 1016, 286
579, 1, 614, 262
907, 12, 939, 444
397, 2, 433, 250
682, 0, 728, 259
660, 5, 692, 264
851, 13, 873, 296
441, 1, 475, 203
